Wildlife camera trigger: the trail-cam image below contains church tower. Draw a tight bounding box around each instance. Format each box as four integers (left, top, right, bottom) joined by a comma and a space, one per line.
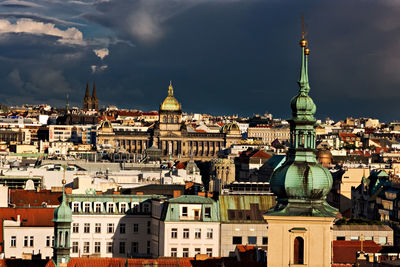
91, 82, 99, 111
82, 82, 92, 111
263, 29, 337, 267
52, 178, 72, 266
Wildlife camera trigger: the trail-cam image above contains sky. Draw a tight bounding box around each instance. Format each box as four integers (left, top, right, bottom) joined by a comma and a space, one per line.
0, 0, 400, 122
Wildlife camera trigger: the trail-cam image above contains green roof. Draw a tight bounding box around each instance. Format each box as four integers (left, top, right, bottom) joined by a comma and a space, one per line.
168, 195, 214, 204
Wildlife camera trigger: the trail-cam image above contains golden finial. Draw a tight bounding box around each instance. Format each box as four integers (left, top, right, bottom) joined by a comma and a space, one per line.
299, 15, 308, 47
62, 166, 66, 185
304, 48, 310, 55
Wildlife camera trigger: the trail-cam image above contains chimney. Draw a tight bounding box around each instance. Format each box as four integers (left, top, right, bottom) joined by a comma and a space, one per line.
173, 190, 181, 198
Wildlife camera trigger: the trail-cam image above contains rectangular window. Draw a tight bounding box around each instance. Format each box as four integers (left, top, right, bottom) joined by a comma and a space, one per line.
83, 242, 90, 253
107, 203, 114, 213
120, 223, 126, 234
72, 223, 79, 233
183, 228, 189, 239
133, 224, 139, 233
24, 236, 28, 247
131, 242, 138, 254
195, 228, 201, 239
83, 202, 91, 212
52, 236, 54, 247
336, 236, 345, 240
206, 248, 213, 257
107, 223, 114, 233
350, 236, 359, 241
205, 207, 211, 218
171, 228, 178, 239
365, 236, 373, 241
147, 221, 151, 234
195, 248, 201, 255
248, 236, 257, 245
147, 240, 151, 254
207, 228, 213, 239
84, 223, 90, 233
107, 242, 113, 253
94, 242, 101, 253
233, 236, 242, 245
171, 247, 177, 257
46, 236, 51, 247
120, 203, 127, 213
262, 237, 268, 245
10, 236, 16, 247
72, 242, 78, 253
95, 203, 102, 213
182, 248, 189, 257
119, 242, 126, 254
182, 206, 188, 216
29, 236, 34, 247
95, 223, 101, 233
72, 202, 80, 212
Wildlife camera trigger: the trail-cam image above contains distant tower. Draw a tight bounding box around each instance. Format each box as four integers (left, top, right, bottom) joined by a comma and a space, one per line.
52, 177, 72, 266
82, 82, 92, 111
263, 24, 336, 267
91, 82, 99, 111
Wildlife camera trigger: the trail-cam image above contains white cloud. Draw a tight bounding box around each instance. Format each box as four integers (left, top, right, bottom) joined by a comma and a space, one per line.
1, 0, 43, 8
91, 64, 108, 73
93, 48, 109, 59
0, 18, 85, 45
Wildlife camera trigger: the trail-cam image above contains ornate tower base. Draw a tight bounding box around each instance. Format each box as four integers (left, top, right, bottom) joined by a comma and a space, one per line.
264, 215, 334, 267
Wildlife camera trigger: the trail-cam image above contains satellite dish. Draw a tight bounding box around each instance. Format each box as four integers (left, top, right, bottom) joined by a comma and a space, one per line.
25, 179, 35, 190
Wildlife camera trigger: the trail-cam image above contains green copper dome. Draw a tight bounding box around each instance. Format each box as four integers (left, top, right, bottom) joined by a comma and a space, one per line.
268, 36, 336, 217
53, 187, 72, 223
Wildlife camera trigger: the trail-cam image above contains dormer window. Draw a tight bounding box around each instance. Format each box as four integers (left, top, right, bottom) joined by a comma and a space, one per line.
143, 203, 150, 213
205, 207, 211, 218
83, 202, 91, 213
107, 203, 115, 213
94, 202, 102, 213
182, 206, 188, 217
120, 203, 127, 213
72, 202, 80, 212
132, 202, 139, 213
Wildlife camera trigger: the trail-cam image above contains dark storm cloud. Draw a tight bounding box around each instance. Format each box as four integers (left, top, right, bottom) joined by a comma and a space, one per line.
0, 12, 85, 26
1, 0, 400, 121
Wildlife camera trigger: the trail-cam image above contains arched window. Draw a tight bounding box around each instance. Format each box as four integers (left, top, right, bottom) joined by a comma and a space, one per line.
294, 236, 304, 264
163, 116, 167, 123
59, 231, 63, 247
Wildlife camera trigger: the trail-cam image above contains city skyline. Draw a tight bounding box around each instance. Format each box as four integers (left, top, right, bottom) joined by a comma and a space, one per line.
0, 0, 399, 121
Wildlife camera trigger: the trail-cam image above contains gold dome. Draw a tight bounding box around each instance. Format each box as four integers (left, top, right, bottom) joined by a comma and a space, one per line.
160, 81, 182, 111
299, 39, 308, 47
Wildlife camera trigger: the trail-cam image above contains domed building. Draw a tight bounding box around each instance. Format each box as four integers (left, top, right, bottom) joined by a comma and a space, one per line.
152, 82, 242, 160
98, 81, 242, 160
263, 31, 337, 266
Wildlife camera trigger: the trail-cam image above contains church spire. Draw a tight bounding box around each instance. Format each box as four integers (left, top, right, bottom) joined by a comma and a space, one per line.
85, 82, 90, 97
92, 82, 97, 99
168, 80, 174, 96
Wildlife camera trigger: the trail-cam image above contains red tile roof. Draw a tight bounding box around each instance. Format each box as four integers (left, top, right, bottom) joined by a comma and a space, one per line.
236, 245, 255, 252
0, 208, 54, 252
9, 189, 61, 207
332, 240, 382, 264
45, 258, 193, 267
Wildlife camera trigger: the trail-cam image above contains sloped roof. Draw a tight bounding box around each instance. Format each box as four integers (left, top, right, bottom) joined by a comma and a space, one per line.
219, 195, 275, 223
10, 189, 61, 207
332, 240, 382, 264
0, 208, 54, 252
168, 195, 215, 204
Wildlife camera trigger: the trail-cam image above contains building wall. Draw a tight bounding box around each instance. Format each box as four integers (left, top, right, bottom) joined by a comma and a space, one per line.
162, 221, 220, 257
70, 215, 152, 258
220, 223, 268, 257
247, 127, 290, 144
333, 228, 393, 246
3, 226, 53, 259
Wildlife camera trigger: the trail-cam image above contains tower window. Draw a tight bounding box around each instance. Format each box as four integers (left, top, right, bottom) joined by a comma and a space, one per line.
294, 236, 304, 264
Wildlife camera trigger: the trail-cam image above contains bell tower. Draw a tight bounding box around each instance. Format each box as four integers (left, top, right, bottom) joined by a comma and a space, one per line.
263, 24, 337, 267
52, 177, 72, 266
